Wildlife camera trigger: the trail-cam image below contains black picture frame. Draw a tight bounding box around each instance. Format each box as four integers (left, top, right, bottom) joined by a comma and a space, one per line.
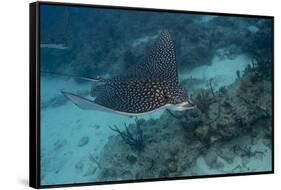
29, 1, 274, 189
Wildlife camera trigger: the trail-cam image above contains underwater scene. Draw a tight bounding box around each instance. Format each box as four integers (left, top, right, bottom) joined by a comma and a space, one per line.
39, 4, 273, 186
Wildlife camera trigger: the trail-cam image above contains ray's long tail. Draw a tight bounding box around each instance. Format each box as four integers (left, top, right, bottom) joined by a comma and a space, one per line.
40, 71, 100, 82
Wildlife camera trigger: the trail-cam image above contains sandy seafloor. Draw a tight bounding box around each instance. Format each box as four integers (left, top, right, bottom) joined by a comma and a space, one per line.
40, 54, 271, 185
40, 79, 164, 184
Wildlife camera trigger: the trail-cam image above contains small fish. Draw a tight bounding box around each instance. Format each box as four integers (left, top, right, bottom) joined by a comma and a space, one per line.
62, 31, 195, 115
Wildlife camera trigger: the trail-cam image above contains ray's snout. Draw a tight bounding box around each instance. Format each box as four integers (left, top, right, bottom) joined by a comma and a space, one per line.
178, 100, 195, 110
187, 99, 195, 107
167, 100, 195, 111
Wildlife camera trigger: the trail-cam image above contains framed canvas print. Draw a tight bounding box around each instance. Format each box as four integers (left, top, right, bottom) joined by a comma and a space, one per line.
29, 1, 274, 188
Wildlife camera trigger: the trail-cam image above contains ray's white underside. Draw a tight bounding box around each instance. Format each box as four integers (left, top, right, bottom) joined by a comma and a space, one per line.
62, 91, 193, 116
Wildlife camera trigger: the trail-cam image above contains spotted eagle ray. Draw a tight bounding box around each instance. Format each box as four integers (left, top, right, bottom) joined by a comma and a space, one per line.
62, 31, 194, 115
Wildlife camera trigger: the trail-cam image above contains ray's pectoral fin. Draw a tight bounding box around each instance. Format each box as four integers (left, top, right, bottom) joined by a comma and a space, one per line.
62, 91, 97, 109
61, 91, 112, 112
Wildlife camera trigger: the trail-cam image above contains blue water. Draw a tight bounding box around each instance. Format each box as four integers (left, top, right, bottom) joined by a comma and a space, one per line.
39, 4, 273, 186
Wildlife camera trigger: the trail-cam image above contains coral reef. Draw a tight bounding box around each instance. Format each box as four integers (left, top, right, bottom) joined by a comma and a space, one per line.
109, 118, 145, 152
40, 7, 272, 79
193, 90, 214, 118
92, 70, 272, 181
